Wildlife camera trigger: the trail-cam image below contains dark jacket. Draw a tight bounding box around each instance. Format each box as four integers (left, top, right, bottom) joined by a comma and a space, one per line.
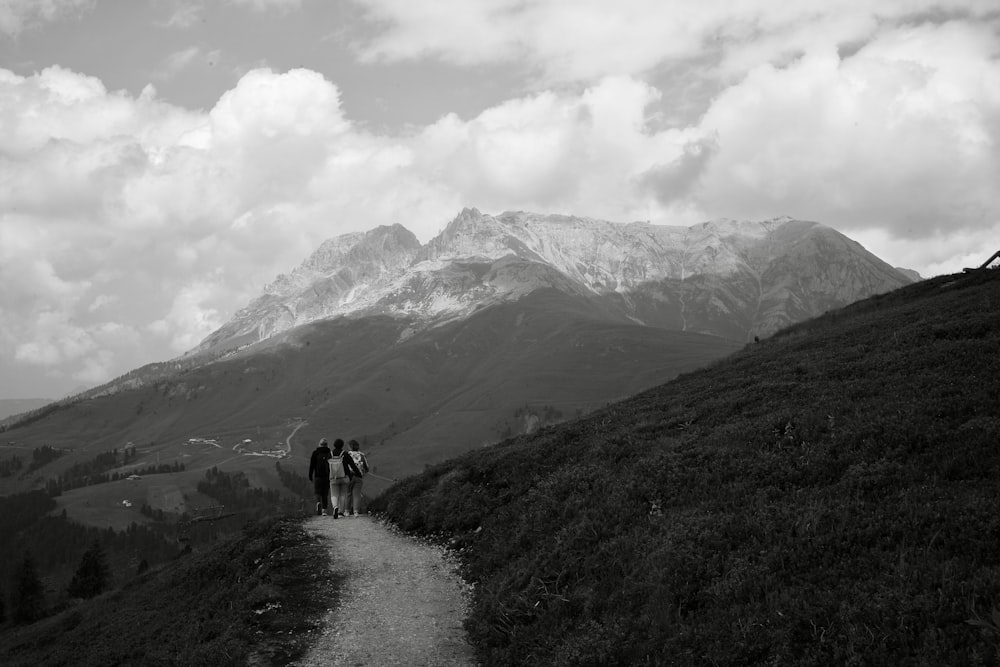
308, 445, 333, 481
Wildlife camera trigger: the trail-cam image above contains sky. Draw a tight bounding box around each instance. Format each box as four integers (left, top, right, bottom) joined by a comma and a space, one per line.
1, 0, 999, 400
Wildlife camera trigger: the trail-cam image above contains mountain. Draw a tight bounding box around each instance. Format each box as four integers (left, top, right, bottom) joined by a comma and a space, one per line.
194, 209, 914, 356
1, 208, 911, 520
195, 224, 423, 354
371, 267, 1000, 665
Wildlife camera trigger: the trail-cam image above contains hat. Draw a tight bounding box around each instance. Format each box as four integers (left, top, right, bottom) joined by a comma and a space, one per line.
319, 438, 328, 446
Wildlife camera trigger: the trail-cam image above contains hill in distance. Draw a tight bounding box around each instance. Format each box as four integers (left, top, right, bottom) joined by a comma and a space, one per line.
0, 288, 741, 518
372, 267, 1000, 665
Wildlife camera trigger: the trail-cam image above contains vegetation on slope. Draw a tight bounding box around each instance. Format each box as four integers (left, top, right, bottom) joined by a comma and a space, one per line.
0, 517, 336, 667
0, 464, 310, 624
372, 269, 1000, 666
0, 289, 739, 502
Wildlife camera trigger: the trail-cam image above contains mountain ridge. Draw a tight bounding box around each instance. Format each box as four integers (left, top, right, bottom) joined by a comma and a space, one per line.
194, 208, 915, 356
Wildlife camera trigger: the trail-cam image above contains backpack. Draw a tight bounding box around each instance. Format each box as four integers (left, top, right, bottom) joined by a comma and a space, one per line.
348, 450, 369, 477
329, 454, 347, 480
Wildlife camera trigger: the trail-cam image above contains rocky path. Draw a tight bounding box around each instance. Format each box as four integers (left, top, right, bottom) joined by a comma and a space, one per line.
294, 515, 477, 666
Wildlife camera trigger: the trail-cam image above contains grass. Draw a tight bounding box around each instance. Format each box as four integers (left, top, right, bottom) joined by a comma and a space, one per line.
371, 268, 1000, 666
0, 516, 337, 667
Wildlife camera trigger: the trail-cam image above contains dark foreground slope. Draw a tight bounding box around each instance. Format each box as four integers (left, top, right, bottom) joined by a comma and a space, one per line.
372, 269, 1000, 666
0, 518, 333, 667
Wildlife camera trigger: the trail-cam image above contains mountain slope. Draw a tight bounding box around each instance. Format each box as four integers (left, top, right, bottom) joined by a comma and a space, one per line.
372, 268, 1000, 666
0, 289, 740, 502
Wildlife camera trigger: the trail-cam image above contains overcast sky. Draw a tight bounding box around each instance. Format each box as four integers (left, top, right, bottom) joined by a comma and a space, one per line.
1, 0, 999, 400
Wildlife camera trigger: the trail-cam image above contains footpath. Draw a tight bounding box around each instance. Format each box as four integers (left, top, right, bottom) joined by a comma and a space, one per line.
293, 514, 477, 666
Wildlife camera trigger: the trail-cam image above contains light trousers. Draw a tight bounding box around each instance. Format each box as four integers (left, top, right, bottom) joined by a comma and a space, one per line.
330, 479, 350, 512
348, 477, 364, 514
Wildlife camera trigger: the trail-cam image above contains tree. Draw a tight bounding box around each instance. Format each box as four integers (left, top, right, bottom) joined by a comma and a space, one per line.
11, 553, 44, 624
67, 540, 110, 599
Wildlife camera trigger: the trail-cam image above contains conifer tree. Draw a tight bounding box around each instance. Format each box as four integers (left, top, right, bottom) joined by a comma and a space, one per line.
11, 553, 44, 624
67, 540, 110, 599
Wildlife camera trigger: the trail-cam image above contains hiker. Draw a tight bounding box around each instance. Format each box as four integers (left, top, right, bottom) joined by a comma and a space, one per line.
307, 438, 333, 516
329, 438, 362, 519
346, 439, 370, 516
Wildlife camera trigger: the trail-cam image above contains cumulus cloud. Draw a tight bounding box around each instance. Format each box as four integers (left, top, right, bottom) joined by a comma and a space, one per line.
0, 0, 93, 36
413, 76, 688, 222
2, 1, 999, 397
692, 21, 1000, 239
0, 65, 457, 393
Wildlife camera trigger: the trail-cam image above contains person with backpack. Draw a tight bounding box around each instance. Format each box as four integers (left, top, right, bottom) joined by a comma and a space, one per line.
346, 439, 370, 517
307, 438, 333, 516
329, 438, 362, 519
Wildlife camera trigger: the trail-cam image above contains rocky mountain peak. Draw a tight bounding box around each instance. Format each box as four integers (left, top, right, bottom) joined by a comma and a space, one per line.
194, 208, 917, 356
265, 224, 420, 298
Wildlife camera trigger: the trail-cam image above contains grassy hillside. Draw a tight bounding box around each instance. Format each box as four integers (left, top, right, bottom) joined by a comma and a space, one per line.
0, 517, 333, 667
1, 289, 739, 507
372, 269, 1000, 666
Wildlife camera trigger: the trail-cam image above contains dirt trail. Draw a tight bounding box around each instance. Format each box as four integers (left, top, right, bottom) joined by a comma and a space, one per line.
294, 515, 477, 666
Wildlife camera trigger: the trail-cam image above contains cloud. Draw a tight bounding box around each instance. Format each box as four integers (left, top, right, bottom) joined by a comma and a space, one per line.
160, 3, 203, 29
413, 76, 688, 222
2, 3, 999, 398
225, 0, 303, 12
851, 221, 1000, 279
88, 294, 119, 312
0, 0, 93, 36
351, 0, 1000, 85
74, 349, 115, 385
692, 21, 1000, 240
14, 311, 96, 367
161, 47, 203, 77
1, 65, 440, 392
639, 137, 718, 205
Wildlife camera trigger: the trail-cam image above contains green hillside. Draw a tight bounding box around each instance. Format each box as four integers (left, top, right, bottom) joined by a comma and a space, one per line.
0, 289, 739, 505
372, 268, 1000, 665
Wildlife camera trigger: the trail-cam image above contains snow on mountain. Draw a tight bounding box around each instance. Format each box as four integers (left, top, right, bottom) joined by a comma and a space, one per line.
192, 208, 916, 355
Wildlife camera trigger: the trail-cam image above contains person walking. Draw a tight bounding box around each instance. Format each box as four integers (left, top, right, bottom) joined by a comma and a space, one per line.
329, 438, 362, 519
307, 438, 333, 516
346, 439, 370, 517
